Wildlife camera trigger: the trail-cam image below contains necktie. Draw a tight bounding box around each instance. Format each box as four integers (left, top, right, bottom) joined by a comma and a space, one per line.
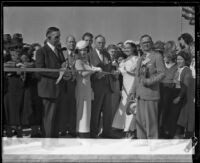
69, 51, 73, 57
54, 48, 61, 62
54, 48, 59, 57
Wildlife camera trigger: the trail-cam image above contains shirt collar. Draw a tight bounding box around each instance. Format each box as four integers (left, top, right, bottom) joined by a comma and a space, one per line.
47, 42, 55, 52
67, 49, 74, 56
178, 66, 186, 72
145, 52, 151, 58
96, 48, 100, 54
95, 48, 104, 61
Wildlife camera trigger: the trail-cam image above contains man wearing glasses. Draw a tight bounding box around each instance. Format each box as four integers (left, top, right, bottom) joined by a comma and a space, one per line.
130, 35, 165, 139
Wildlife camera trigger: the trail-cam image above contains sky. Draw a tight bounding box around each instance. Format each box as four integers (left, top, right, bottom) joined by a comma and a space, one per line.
3, 7, 194, 46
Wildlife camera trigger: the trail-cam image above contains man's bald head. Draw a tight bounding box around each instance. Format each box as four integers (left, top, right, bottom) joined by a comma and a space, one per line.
66, 35, 76, 51
66, 35, 75, 42
95, 35, 106, 51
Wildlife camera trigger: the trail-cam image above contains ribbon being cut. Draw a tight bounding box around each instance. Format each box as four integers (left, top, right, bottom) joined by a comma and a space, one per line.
55, 63, 102, 84
4, 67, 112, 84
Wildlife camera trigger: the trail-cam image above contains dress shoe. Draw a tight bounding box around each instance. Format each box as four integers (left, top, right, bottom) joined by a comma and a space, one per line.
58, 131, 73, 138
184, 132, 194, 139
110, 130, 124, 139
22, 127, 32, 138
174, 134, 185, 139
90, 133, 101, 138
6, 128, 15, 137
31, 126, 42, 138
124, 130, 137, 139
68, 131, 77, 138
77, 132, 90, 138
159, 131, 171, 139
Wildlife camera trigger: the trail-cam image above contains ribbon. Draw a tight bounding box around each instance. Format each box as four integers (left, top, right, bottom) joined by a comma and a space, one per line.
4, 67, 115, 84
4, 67, 113, 74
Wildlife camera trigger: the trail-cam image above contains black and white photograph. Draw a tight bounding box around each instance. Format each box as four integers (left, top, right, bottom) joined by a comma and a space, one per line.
1, 1, 199, 163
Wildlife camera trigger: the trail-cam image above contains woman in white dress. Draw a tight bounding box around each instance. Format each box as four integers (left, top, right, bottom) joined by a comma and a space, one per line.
112, 41, 139, 138
74, 40, 102, 138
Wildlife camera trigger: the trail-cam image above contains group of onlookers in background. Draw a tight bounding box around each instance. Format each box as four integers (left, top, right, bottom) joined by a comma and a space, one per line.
3, 28, 195, 140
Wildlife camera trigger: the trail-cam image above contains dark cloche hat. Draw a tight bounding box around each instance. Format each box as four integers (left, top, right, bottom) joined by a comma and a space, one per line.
4, 34, 12, 43
3, 34, 12, 49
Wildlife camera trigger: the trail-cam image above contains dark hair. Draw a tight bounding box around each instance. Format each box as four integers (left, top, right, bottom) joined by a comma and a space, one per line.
164, 51, 177, 63
107, 44, 117, 51
116, 47, 127, 60
178, 33, 194, 45
46, 27, 60, 38
164, 40, 176, 53
140, 34, 153, 43
117, 42, 123, 45
124, 42, 138, 56
177, 50, 192, 67
82, 32, 93, 40
154, 41, 165, 55
95, 35, 105, 41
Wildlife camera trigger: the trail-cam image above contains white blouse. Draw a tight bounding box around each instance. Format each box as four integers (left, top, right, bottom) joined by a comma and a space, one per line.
118, 55, 139, 74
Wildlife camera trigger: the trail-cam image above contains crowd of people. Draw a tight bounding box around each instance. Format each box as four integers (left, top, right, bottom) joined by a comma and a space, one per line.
3, 27, 195, 140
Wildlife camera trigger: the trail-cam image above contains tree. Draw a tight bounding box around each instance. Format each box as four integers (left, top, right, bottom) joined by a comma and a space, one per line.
182, 7, 195, 25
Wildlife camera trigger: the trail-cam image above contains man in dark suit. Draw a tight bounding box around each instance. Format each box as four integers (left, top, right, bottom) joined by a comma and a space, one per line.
35, 27, 67, 138
130, 35, 166, 139
53, 35, 77, 137
89, 35, 115, 138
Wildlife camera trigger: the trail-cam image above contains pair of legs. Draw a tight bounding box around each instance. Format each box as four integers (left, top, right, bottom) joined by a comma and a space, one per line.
136, 98, 158, 139
90, 86, 113, 138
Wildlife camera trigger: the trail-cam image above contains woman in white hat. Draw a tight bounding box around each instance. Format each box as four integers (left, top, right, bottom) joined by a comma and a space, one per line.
75, 40, 102, 138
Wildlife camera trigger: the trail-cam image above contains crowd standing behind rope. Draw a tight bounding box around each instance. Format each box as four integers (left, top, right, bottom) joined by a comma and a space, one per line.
3, 27, 195, 139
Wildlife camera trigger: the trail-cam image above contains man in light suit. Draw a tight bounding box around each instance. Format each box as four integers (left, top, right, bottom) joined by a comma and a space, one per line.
130, 35, 166, 139
35, 27, 67, 137
89, 35, 115, 138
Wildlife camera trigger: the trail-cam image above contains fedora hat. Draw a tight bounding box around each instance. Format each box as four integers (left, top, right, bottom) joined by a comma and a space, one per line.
4, 34, 12, 43
9, 33, 23, 49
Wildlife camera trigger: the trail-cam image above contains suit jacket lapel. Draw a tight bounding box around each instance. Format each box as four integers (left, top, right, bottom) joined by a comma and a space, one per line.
63, 50, 69, 61
65, 50, 76, 67
45, 44, 61, 63
137, 57, 143, 77
93, 49, 103, 64
57, 48, 65, 63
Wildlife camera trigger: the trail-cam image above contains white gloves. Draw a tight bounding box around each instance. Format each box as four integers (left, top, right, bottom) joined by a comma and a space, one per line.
55, 68, 66, 84
91, 66, 102, 72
